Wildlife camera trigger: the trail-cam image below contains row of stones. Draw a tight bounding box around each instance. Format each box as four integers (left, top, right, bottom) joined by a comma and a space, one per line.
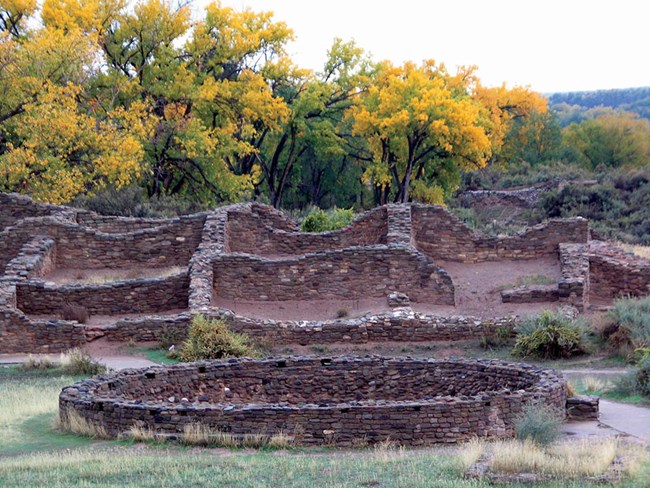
88, 308, 515, 346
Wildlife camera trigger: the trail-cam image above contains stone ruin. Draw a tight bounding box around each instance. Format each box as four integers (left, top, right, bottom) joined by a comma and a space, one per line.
1, 191, 649, 354
59, 356, 567, 446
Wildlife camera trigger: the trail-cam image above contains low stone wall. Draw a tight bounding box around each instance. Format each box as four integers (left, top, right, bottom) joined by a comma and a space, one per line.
212, 246, 454, 305
501, 285, 559, 304
458, 187, 541, 209
0, 307, 85, 353
2, 236, 56, 281
0, 192, 68, 230
589, 241, 650, 301
59, 357, 567, 446
16, 272, 189, 316
225, 205, 388, 256
95, 313, 192, 343
412, 205, 589, 263
566, 395, 599, 421
558, 243, 590, 310
209, 308, 515, 345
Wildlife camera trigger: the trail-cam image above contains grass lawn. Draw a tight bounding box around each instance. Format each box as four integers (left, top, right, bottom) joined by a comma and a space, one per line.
1, 365, 648, 487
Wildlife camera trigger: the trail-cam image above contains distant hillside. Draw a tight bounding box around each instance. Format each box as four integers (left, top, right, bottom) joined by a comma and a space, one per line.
548, 87, 650, 124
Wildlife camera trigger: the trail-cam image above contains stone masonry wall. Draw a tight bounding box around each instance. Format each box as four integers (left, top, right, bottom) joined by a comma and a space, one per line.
59, 357, 567, 446
226, 205, 388, 256
212, 308, 515, 345
212, 246, 454, 304
411, 204, 589, 263
0, 192, 69, 230
16, 272, 189, 316
589, 241, 650, 301
558, 243, 590, 310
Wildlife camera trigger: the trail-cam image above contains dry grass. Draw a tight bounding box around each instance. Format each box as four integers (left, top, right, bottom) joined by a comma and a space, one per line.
620, 243, 650, 260
60, 266, 185, 285
580, 375, 611, 394
59, 348, 107, 375
127, 425, 156, 442
181, 423, 293, 448
489, 438, 619, 477
456, 438, 485, 470
21, 354, 55, 370
57, 410, 108, 439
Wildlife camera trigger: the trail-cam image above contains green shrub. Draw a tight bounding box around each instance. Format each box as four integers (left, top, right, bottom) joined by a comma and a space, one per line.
606, 296, 650, 357
514, 403, 562, 446
479, 325, 513, 350
180, 316, 256, 362
636, 357, 650, 396
73, 185, 207, 218
301, 207, 354, 232
513, 310, 587, 359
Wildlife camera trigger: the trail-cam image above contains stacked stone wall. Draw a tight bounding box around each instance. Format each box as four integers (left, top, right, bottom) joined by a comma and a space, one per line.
226, 205, 387, 256
0, 192, 69, 229
411, 205, 589, 263
75, 211, 182, 233
212, 246, 454, 304
16, 272, 189, 316
558, 243, 590, 310
212, 309, 515, 345
98, 313, 191, 343
589, 241, 650, 300
59, 357, 567, 446
0, 308, 84, 353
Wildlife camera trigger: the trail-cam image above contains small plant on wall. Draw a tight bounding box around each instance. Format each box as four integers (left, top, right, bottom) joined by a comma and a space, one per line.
179, 316, 257, 362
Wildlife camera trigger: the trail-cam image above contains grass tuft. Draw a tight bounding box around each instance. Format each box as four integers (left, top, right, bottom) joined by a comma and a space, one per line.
57, 410, 108, 439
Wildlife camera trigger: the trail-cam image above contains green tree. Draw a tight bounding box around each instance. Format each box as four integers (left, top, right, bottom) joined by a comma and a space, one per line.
563, 112, 650, 169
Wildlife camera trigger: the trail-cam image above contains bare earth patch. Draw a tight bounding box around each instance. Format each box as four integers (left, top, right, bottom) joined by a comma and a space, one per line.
213, 257, 562, 321
42, 266, 185, 285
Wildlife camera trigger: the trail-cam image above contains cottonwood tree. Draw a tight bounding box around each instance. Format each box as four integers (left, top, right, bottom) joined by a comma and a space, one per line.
0, 0, 149, 203
347, 60, 491, 204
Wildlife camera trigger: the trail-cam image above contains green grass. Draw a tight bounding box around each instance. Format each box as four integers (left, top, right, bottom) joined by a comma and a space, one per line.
136, 347, 180, 365
0, 369, 115, 455
572, 376, 650, 405
1, 366, 649, 487
0, 444, 648, 488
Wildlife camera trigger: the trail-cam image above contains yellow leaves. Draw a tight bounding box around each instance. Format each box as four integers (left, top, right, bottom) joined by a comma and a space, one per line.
0, 0, 37, 17
41, 0, 126, 33
347, 60, 492, 202
474, 83, 548, 155
198, 1, 294, 67
0, 81, 147, 203
131, 0, 190, 44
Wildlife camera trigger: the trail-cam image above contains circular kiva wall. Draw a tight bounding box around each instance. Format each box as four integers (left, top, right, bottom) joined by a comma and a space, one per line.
59, 356, 567, 446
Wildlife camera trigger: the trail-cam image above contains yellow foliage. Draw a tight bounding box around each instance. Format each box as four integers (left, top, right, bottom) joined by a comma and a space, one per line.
474, 83, 548, 156
0, 82, 147, 203
348, 60, 491, 202
42, 0, 126, 33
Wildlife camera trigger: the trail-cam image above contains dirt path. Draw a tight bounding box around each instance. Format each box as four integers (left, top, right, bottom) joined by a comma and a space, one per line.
599, 400, 650, 445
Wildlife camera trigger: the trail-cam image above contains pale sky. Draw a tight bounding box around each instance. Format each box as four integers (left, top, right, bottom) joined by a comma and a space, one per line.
193, 0, 648, 94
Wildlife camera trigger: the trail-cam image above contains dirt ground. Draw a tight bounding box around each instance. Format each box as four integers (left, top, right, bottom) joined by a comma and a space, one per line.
213, 257, 563, 320
42, 266, 185, 285
26, 310, 186, 326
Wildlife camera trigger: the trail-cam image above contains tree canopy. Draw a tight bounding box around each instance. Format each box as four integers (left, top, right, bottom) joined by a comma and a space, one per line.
0, 0, 564, 208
